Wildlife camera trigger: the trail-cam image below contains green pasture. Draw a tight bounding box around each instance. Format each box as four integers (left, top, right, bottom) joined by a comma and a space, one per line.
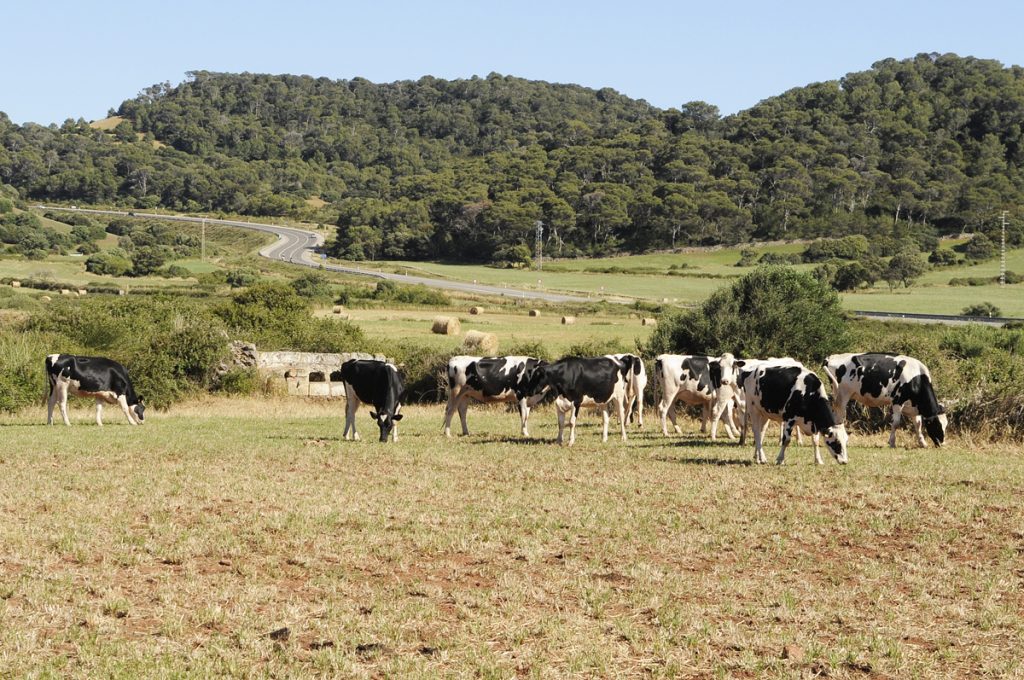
321, 306, 655, 355
1, 399, 1020, 678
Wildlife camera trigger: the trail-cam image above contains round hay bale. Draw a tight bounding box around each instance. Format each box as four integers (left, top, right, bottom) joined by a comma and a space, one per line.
77, 289, 87, 296
528, 309, 541, 317
463, 330, 498, 354
60, 289, 72, 296
332, 305, 344, 314
561, 316, 576, 325
41, 295, 52, 302
431, 316, 461, 335
10, 281, 20, 288
642, 317, 658, 327
469, 306, 485, 315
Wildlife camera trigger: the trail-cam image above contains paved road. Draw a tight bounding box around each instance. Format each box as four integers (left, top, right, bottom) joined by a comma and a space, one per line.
39, 206, 1021, 323
40, 206, 590, 303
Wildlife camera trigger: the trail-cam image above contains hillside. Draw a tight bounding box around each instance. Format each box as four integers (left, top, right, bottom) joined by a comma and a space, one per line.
1, 54, 1023, 263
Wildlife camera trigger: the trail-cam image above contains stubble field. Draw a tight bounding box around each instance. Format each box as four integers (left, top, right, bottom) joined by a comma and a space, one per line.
1, 399, 1021, 678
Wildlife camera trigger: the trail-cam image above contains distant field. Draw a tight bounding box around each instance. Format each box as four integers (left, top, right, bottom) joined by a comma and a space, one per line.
1, 399, 1020, 677
320, 307, 655, 355
364, 242, 1024, 317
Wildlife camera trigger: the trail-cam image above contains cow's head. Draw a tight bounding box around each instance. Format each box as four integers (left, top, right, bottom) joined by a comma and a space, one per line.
369, 407, 403, 442
134, 397, 146, 423
923, 405, 948, 447
716, 353, 739, 387
822, 423, 849, 464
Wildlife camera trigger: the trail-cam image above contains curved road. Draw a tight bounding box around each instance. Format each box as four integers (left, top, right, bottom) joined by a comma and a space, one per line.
40, 206, 590, 303
39, 206, 1021, 324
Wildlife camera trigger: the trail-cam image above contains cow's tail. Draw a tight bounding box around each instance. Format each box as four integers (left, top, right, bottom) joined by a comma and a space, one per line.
822, 361, 840, 406
44, 355, 56, 398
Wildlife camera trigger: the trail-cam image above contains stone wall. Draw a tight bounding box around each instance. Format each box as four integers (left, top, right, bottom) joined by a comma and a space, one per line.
228, 341, 388, 397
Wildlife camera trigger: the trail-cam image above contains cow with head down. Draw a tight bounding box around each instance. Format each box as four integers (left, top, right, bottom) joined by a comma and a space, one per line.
824, 352, 947, 448
339, 359, 404, 442
742, 359, 849, 465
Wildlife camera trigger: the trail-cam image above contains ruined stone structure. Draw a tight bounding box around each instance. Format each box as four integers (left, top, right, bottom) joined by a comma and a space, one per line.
227, 341, 387, 397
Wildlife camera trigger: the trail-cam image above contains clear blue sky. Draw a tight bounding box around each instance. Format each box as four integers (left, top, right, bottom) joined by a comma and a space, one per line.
3, 0, 1023, 126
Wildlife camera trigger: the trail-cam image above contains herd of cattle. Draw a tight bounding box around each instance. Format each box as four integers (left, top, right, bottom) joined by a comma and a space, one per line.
45, 348, 948, 464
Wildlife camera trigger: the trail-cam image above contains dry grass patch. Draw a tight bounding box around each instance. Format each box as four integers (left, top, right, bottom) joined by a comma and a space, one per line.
1, 399, 1021, 677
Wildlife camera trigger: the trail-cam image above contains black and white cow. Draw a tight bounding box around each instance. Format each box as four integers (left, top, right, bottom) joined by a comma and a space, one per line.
46, 354, 145, 426
519, 356, 631, 446
606, 353, 648, 428
444, 355, 547, 437
824, 352, 947, 448
654, 353, 740, 439
742, 360, 848, 465
339, 359, 404, 443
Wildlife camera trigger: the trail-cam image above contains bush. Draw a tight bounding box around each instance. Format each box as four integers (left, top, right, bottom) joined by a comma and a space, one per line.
86, 251, 132, 277
928, 249, 959, 266
962, 302, 1002, 318
962, 233, 997, 261
291, 271, 332, 299
226, 268, 260, 288
801, 235, 870, 262
646, 266, 850, 364
216, 367, 262, 396
163, 264, 192, 278
736, 248, 757, 267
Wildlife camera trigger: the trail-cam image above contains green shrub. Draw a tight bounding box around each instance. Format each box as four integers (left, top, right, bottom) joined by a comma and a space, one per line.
962, 302, 1002, 318
216, 367, 262, 396
647, 266, 849, 364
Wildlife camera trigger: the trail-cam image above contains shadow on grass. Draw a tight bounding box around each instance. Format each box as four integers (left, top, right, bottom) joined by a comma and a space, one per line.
651, 453, 754, 466
472, 435, 564, 446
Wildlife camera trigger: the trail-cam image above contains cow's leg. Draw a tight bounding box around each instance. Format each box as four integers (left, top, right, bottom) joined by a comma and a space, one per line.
116, 395, 137, 425
912, 413, 926, 448
776, 420, 795, 465
601, 405, 610, 443
46, 380, 58, 425
750, 411, 767, 464
568, 403, 580, 447
889, 407, 902, 448
699, 401, 710, 433
711, 393, 736, 441
95, 399, 104, 426
392, 420, 399, 443
658, 396, 671, 436
442, 392, 458, 437
518, 397, 531, 437
55, 382, 71, 426
343, 399, 359, 441
556, 405, 566, 445
617, 397, 627, 442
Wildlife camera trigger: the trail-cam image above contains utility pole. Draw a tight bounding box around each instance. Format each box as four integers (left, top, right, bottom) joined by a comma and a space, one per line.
535, 220, 544, 271
1000, 210, 1008, 286
201, 218, 206, 262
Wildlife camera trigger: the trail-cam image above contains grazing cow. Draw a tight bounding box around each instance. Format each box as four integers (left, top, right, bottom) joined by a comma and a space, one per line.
655, 353, 740, 439
734, 357, 806, 446
519, 356, 631, 446
339, 359, 404, 442
824, 352, 947, 448
606, 353, 648, 428
742, 361, 848, 465
46, 354, 145, 426
444, 355, 547, 437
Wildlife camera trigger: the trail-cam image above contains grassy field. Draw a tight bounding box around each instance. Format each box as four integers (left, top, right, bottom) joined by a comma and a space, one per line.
319, 307, 655, 355
360, 243, 1024, 317
1, 399, 1021, 677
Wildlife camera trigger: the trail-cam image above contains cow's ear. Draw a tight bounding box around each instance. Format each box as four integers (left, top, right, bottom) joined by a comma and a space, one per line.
734, 360, 745, 368
392, 413, 403, 421
937, 403, 947, 414
369, 411, 378, 419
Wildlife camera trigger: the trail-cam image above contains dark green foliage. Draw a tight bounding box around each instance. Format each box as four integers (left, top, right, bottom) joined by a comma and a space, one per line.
962, 302, 1002, 317
130, 246, 167, 276
962, 233, 997, 261
929, 249, 960, 266
371, 280, 450, 306
564, 338, 630, 358
215, 282, 367, 353
949, 271, 1022, 286
884, 252, 928, 289
290, 271, 332, 299
216, 367, 262, 396
647, 266, 850, 364
3, 55, 1024, 260
163, 264, 192, 278
757, 252, 802, 265
801, 236, 869, 263
85, 250, 132, 276
225, 268, 261, 288
736, 248, 757, 267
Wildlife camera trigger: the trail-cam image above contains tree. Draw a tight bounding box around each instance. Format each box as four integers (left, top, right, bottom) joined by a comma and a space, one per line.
646, 266, 849, 364
131, 246, 167, 276
884, 252, 927, 289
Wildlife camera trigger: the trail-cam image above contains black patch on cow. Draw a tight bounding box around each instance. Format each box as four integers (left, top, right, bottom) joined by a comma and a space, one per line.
680, 357, 711, 395
340, 360, 404, 442
756, 366, 802, 416
528, 357, 623, 410
852, 353, 903, 400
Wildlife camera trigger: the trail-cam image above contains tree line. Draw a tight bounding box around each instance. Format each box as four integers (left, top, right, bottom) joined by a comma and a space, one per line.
1, 53, 1023, 263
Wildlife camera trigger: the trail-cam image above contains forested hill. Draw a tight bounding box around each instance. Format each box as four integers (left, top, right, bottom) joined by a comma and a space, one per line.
2, 53, 1024, 263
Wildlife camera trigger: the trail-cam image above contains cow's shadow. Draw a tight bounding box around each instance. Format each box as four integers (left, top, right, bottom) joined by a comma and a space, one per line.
651, 453, 753, 466
471, 435, 563, 446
